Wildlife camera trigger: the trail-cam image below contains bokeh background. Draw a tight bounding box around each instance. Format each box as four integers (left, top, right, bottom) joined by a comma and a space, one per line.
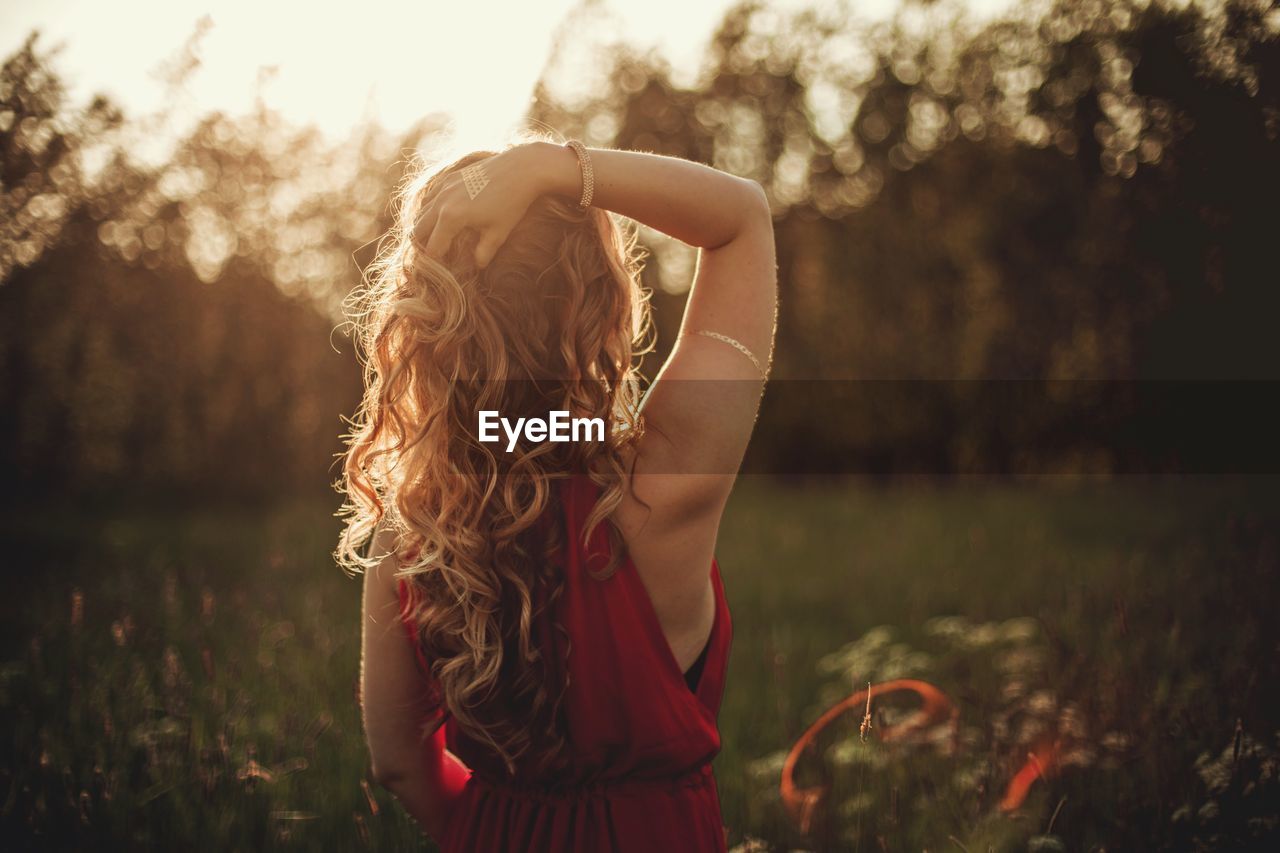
2, 0, 1278, 850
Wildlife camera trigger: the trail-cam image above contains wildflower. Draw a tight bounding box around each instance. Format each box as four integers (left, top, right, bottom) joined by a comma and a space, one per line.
236, 759, 275, 783
164, 573, 178, 613
162, 647, 183, 690
1101, 731, 1130, 752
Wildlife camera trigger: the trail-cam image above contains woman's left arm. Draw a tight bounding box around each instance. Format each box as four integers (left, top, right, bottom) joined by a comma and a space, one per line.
360, 522, 470, 840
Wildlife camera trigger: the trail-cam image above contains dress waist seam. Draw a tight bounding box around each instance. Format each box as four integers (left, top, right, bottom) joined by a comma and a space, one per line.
468, 762, 714, 802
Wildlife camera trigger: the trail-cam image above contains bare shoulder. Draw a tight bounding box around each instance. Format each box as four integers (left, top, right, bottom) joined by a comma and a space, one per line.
364, 517, 406, 598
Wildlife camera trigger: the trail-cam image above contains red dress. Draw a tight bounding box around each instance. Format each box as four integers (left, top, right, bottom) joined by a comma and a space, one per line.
396, 474, 733, 851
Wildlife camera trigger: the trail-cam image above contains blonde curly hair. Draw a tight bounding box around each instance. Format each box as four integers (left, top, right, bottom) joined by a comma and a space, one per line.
335, 140, 652, 775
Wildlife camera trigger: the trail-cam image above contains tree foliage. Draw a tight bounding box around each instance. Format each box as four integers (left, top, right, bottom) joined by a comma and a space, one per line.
2, 0, 1278, 497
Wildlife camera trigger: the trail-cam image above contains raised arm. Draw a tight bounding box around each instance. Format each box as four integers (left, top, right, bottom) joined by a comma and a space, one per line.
418, 141, 777, 511
529, 143, 778, 515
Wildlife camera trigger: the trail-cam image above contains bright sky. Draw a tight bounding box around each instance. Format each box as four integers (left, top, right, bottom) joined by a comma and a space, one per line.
1, 0, 1019, 151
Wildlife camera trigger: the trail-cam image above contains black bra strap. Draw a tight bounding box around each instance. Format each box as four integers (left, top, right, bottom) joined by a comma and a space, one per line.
683, 637, 711, 693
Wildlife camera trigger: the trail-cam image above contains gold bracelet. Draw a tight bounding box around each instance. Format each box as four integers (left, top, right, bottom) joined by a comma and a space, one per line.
687, 329, 768, 378
564, 140, 594, 210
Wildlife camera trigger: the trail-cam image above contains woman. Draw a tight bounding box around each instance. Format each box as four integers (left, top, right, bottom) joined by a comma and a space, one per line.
336, 136, 776, 851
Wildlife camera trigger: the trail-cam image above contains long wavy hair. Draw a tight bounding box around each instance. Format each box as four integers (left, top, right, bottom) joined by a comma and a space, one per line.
335, 140, 652, 776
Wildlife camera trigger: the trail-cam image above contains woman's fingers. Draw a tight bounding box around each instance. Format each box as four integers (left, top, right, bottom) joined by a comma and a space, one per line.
424, 204, 462, 260
416, 171, 520, 266
413, 203, 439, 246
473, 228, 504, 270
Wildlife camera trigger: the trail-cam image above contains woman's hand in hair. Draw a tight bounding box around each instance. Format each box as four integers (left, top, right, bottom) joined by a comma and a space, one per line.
415, 145, 544, 269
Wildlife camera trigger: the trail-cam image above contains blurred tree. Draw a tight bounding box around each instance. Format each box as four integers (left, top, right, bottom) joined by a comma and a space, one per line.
0, 33, 121, 281
3, 0, 1278, 498
0, 35, 382, 500
532, 0, 1280, 475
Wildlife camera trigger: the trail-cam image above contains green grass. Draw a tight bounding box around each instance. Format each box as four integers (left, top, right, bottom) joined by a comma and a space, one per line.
2, 477, 1278, 851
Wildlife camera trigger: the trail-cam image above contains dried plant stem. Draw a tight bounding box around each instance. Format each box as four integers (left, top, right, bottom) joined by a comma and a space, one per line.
859, 682, 873, 742
1046, 795, 1066, 835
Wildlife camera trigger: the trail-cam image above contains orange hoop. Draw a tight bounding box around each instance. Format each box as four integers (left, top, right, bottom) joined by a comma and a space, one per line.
779, 679, 1061, 834
779, 679, 955, 833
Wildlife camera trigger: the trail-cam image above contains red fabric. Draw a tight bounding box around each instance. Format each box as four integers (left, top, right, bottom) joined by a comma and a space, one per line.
395, 578, 472, 810
395, 474, 733, 851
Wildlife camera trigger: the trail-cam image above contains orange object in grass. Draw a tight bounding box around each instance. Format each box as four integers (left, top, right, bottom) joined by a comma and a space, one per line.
998, 739, 1061, 812
780, 679, 1062, 833
779, 679, 955, 834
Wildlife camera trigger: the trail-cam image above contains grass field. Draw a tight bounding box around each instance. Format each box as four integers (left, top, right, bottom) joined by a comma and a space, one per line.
2, 477, 1278, 851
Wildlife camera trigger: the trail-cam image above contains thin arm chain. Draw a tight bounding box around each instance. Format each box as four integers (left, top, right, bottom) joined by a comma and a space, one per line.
687, 329, 768, 378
